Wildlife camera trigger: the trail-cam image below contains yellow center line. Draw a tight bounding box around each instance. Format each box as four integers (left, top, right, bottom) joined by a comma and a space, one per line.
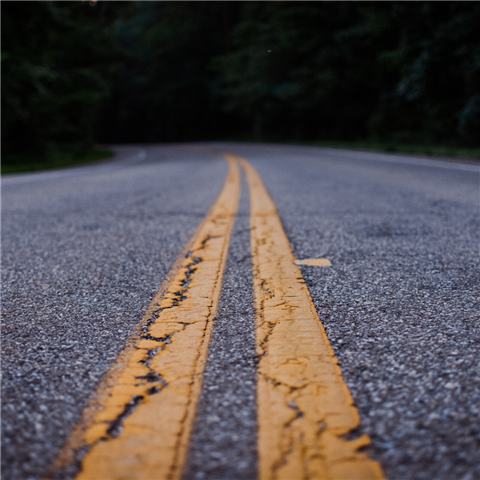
295, 258, 332, 267
48, 158, 241, 480
225, 153, 385, 480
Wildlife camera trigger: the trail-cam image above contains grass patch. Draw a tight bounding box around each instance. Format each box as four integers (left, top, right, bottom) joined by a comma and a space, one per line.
224, 135, 480, 161
296, 140, 480, 161
1, 147, 114, 175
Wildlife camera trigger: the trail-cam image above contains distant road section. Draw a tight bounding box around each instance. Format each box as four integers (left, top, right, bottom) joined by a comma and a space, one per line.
2, 143, 479, 480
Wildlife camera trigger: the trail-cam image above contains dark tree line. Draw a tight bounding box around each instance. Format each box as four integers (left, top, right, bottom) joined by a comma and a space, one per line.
2, 1, 129, 163
2, 1, 479, 165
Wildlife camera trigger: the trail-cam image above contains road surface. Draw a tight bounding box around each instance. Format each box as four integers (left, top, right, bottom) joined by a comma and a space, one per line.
2, 143, 479, 480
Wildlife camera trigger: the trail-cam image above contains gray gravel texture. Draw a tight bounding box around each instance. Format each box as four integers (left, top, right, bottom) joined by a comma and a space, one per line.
212, 143, 480, 480
3, 142, 479, 480
185, 172, 258, 480
1, 145, 227, 480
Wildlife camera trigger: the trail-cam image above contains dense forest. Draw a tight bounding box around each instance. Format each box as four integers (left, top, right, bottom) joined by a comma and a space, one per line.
2, 1, 480, 167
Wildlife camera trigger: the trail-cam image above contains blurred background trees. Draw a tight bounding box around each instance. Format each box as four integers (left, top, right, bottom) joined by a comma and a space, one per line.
2, 1, 128, 165
2, 1, 479, 167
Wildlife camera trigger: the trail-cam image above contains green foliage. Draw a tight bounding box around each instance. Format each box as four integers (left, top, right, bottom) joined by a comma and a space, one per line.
100, 2, 240, 143
212, 2, 480, 145
2, 1, 128, 164
291, 140, 480, 161
2, 1, 479, 166
1, 147, 113, 175
368, 2, 480, 145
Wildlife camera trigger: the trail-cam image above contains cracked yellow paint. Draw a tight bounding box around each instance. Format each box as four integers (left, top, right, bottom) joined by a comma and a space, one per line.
295, 258, 332, 267
226, 153, 385, 480
51, 158, 240, 480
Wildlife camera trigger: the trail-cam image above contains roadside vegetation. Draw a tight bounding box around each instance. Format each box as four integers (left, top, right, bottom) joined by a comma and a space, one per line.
287, 141, 480, 161
1, 147, 113, 175
2, 2, 479, 174
324, 144, 480, 161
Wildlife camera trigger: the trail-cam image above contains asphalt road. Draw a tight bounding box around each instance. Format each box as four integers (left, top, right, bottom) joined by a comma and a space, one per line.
2, 143, 479, 480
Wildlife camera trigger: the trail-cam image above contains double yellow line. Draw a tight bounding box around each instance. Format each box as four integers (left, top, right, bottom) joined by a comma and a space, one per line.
49, 154, 384, 480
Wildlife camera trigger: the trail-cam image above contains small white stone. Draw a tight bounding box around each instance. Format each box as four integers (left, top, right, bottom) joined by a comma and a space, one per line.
445, 382, 458, 389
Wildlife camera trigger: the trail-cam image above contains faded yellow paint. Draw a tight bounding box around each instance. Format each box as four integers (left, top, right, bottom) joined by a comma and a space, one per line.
51, 158, 241, 480
226, 153, 385, 480
295, 258, 332, 267
46, 278, 182, 479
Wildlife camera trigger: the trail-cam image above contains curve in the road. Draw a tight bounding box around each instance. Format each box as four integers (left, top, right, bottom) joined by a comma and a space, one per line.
49, 154, 384, 480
